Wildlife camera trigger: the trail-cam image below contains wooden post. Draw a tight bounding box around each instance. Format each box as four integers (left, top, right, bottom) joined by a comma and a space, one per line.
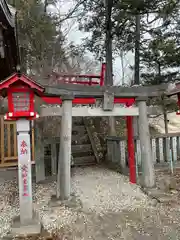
56, 95, 73, 200
35, 120, 45, 183
138, 99, 155, 188
51, 143, 57, 175
126, 116, 136, 184
31, 121, 35, 162
133, 117, 139, 137
0, 117, 5, 165
7, 123, 11, 158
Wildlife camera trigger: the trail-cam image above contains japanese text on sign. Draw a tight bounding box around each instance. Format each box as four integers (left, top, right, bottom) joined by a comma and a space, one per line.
21, 164, 29, 197
20, 140, 28, 155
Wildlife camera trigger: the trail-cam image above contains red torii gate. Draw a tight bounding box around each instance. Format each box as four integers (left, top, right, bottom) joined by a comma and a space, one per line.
43, 63, 136, 184
0, 66, 136, 184
40, 103, 136, 184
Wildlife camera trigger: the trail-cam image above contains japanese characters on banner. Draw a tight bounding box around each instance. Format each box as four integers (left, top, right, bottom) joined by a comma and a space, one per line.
17, 133, 31, 198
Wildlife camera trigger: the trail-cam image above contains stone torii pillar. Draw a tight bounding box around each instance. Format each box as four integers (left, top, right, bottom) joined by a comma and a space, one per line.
138, 98, 155, 188
56, 95, 73, 200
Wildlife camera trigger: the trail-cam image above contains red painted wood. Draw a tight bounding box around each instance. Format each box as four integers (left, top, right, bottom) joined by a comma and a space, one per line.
41, 97, 96, 104
50, 63, 106, 86
5, 112, 38, 121
7, 88, 35, 119
52, 73, 101, 79
41, 96, 135, 105
114, 98, 135, 105
0, 73, 44, 92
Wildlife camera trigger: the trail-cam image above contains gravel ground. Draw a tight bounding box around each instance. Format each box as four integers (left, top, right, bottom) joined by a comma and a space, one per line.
1, 167, 180, 239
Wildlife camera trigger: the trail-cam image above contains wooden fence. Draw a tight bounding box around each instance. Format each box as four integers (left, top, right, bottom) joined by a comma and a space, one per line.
106, 133, 180, 170
0, 117, 35, 167
0, 118, 18, 167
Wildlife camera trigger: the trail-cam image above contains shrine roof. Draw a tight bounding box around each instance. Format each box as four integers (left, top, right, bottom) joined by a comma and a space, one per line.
0, 0, 19, 81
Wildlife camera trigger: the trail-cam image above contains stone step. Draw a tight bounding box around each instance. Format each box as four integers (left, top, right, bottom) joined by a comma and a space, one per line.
143, 187, 178, 204
72, 117, 84, 125
72, 125, 86, 135
72, 134, 90, 145
44, 117, 98, 167
73, 156, 96, 166
72, 144, 92, 153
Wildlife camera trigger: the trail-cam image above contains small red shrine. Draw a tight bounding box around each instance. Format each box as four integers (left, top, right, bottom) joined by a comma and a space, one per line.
0, 73, 44, 120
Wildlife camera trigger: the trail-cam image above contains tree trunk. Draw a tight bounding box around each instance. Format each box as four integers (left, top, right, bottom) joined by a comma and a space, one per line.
158, 64, 168, 134
44, 0, 48, 13
105, 0, 116, 136
163, 109, 168, 134
133, 14, 141, 138
134, 14, 140, 85
20, 47, 27, 73
120, 51, 125, 85
105, 0, 113, 86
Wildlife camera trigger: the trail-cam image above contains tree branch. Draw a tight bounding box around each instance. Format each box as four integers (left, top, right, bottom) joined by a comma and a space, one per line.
59, 0, 87, 23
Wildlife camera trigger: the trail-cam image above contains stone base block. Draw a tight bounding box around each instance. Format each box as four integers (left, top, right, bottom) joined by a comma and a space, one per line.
10, 215, 41, 237
49, 193, 82, 210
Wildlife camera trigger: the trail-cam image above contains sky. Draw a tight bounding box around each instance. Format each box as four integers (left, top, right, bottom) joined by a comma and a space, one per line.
48, 1, 179, 86
48, 0, 134, 85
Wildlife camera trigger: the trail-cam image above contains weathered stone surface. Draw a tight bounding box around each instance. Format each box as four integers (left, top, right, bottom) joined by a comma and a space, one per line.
143, 188, 164, 200
142, 186, 179, 205
49, 194, 82, 211
158, 195, 176, 203
157, 175, 177, 192
11, 215, 41, 237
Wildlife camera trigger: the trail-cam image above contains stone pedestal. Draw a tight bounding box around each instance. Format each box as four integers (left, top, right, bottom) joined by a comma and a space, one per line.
11, 215, 41, 237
